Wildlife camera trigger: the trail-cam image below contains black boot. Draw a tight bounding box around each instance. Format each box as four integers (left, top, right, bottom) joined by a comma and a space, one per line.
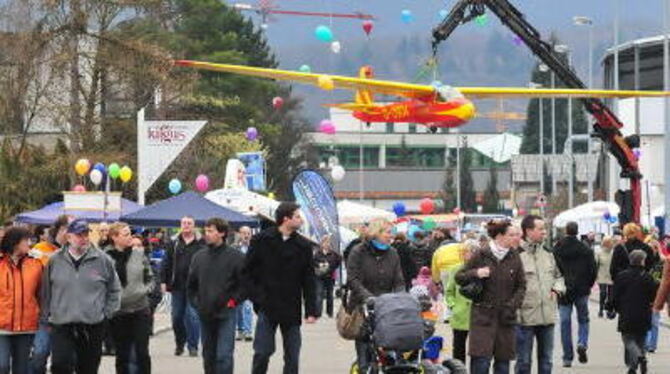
639, 357, 648, 374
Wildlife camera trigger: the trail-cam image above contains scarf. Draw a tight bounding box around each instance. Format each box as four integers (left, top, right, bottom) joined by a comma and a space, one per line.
490, 241, 509, 261
108, 247, 132, 287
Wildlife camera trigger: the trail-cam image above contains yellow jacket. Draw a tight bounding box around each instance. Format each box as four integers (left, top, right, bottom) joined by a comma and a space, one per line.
431, 242, 464, 283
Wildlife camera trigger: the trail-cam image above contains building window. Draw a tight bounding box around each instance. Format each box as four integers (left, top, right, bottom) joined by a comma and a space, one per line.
408, 123, 417, 134
386, 122, 394, 133
386, 146, 446, 168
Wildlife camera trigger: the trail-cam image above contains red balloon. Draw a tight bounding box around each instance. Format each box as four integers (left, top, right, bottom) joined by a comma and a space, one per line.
518, 208, 527, 216
362, 20, 374, 35
419, 198, 435, 214
272, 96, 284, 109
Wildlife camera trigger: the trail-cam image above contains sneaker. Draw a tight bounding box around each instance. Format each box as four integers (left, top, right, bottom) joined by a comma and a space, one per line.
598, 311, 604, 318
244, 333, 253, 342
577, 345, 588, 364
235, 332, 243, 341
562, 361, 572, 368
174, 347, 184, 356
189, 349, 198, 357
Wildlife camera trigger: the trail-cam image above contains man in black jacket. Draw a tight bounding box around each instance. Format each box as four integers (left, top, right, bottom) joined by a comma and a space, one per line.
553, 222, 597, 368
161, 216, 204, 356
188, 218, 245, 374
244, 202, 317, 374
610, 222, 658, 281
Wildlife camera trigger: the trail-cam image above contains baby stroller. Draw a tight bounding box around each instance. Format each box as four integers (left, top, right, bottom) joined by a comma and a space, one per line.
349, 293, 467, 374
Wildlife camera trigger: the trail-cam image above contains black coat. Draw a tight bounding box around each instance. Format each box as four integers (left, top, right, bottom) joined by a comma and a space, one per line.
313, 250, 341, 280
347, 242, 405, 309
610, 239, 658, 281
243, 227, 317, 326
553, 236, 597, 303
612, 266, 658, 334
187, 244, 245, 320
393, 240, 418, 287
161, 234, 205, 291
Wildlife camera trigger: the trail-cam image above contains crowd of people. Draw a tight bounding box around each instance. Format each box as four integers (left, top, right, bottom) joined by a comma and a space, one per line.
1, 203, 670, 374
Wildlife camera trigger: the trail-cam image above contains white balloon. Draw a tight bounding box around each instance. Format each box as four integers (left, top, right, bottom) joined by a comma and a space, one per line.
90, 169, 103, 186
331, 41, 341, 54
331, 165, 345, 182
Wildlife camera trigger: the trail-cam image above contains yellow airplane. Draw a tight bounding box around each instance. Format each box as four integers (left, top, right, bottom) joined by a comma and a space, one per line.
175, 60, 670, 133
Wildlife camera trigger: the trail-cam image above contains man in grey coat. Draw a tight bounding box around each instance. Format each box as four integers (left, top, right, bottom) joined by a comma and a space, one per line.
40, 219, 121, 374
516, 215, 565, 374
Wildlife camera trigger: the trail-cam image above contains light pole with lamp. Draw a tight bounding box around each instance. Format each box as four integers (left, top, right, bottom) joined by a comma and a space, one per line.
529, 81, 545, 195
555, 44, 574, 208
574, 16, 595, 203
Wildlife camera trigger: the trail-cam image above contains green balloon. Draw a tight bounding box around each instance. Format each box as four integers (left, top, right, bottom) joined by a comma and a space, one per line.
108, 163, 121, 179
422, 218, 437, 231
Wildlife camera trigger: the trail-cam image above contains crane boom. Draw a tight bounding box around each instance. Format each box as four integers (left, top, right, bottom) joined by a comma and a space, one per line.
433, 0, 641, 223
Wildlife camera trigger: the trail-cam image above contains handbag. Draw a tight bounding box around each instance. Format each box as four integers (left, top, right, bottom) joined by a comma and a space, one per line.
459, 277, 483, 301
336, 286, 365, 340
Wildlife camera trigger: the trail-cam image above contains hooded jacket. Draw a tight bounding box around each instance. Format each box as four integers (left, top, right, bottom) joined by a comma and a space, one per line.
553, 235, 597, 303
0, 253, 43, 332
188, 243, 245, 320
41, 245, 121, 325
518, 241, 565, 326
612, 265, 658, 334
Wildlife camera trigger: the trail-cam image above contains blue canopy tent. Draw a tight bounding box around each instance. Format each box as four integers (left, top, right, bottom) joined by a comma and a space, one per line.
15, 198, 142, 225
121, 191, 259, 228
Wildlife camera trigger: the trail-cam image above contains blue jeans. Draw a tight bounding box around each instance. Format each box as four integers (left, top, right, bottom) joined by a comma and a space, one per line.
171, 290, 201, 351
558, 295, 590, 363
236, 301, 253, 335
645, 311, 660, 351
470, 356, 510, 374
0, 334, 35, 374
251, 312, 301, 374
515, 325, 554, 374
29, 324, 50, 374
201, 313, 237, 374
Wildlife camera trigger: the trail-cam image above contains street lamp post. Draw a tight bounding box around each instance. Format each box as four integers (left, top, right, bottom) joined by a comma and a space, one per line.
574, 16, 595, 202
530, 81, 545, 195
555, 44, 574, 208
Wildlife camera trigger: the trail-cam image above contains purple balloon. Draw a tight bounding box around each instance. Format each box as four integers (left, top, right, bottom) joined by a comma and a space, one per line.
246, 127, 258, 141
512, 35, 523, 46
633, 149, 642, 160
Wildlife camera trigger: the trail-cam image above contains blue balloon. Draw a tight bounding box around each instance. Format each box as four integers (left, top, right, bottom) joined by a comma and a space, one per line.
439, 9, 449, 19
431, 80, 443, 88
408, 225, 423, 241
603, 212, 611, 221
392, 202, 406, 216
315, 25, 334, 42
401, 9, 413, 24
609, 216, 618, 224
93, 162, 106, 174
168, 179, 182, 195
298, 64, 311, 73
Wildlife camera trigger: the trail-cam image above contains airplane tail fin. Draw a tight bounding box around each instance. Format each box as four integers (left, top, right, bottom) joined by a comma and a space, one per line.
355, 66, 375, 105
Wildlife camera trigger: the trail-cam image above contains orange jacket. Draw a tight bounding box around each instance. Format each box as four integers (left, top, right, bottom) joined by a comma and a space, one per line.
0, 254, 43, 332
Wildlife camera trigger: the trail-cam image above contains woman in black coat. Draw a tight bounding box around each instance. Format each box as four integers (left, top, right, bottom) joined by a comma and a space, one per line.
610, 223, 658, 281
347, 219, 405, 373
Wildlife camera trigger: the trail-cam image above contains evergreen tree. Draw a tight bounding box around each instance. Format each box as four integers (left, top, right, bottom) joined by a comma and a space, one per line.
483, 167, 500, 213
520, 35, 588, 155
440, 150, 457, 212
460, 141, 477, 212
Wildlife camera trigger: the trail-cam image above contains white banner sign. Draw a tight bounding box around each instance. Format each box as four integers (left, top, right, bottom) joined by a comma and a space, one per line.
137, 109, 207, 204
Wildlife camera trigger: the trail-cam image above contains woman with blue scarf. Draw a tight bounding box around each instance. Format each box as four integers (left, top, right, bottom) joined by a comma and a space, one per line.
347, 218, 406, 372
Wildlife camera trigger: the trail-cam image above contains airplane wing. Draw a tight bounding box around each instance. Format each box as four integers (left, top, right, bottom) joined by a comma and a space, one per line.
175, 60, 436, 99
175, 60, 670, 100
457, 87, 670, 99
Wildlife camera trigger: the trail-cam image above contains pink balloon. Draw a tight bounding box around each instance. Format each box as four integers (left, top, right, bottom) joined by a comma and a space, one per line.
272, 97, 284, 109
362, 20, 374, 35
72, 184, 86, 192
195, 174, 210, 192
319, 119, 336, 135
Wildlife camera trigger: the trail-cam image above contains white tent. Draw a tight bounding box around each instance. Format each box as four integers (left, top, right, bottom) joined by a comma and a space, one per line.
205, 188, 279, 220
337, 200, 396, 227
471, 133, 522, 163
553, 201, 619, 235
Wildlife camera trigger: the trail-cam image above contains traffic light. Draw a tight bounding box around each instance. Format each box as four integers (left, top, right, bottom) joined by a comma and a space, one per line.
615, 189, 634, 225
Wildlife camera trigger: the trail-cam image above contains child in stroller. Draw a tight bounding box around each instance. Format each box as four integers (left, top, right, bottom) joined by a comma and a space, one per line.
349, 292, 467, 374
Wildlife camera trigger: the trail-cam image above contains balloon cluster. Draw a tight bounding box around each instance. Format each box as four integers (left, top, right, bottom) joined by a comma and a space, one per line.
166, 174, 210, 195
73, 159, 133, 190
603, 211, 617, 224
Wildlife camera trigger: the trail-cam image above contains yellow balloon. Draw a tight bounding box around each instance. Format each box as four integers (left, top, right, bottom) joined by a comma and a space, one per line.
317, 75, 335, 90
119, 166, 133, 183
75, 159, 90, 176
268, 192, 276, 200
